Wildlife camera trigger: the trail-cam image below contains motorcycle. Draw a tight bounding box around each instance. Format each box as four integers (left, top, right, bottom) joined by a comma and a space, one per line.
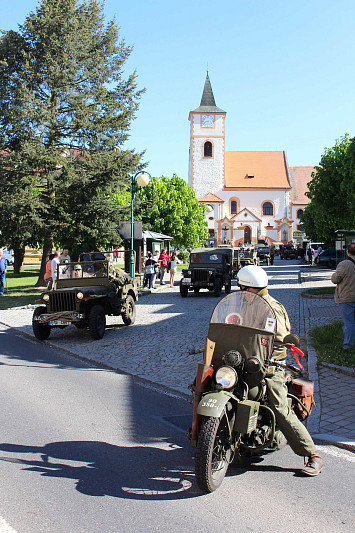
188, 291, 314, 493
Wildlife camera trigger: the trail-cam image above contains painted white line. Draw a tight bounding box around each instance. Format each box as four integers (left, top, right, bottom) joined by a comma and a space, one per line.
0, 515, 17, 533
317, 445, 355, 464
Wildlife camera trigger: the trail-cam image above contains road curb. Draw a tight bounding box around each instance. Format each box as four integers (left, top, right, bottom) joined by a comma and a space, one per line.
312, 433, 355, 453
319, 361, 355, 378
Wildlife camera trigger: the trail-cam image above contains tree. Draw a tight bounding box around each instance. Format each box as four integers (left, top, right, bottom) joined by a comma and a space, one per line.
137, 175, 208, 249
0, 0, 144, 282
301, 135, 355, 244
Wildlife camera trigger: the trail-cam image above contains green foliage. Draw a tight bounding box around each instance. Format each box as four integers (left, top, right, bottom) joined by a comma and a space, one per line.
137, 175, 208, 249
301, 135, 355, 244
176, 250, 189, 262
0, 0, 144, 276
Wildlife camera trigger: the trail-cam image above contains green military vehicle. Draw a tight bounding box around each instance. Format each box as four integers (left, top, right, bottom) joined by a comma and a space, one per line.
180, 248, 233, 297
257, 245, 274, 265
279, 245, 297, 260
32, 257, 138, 341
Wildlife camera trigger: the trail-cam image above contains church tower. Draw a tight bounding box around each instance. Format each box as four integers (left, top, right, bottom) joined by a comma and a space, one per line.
188, 72, 226, 200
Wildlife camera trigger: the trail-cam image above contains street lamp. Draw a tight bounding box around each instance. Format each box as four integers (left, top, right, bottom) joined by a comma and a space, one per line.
130, 171, 151, 278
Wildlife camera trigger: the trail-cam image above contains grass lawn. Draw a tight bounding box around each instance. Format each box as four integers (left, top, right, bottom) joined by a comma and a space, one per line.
310, 321, 355, 368
0, 266, 44, 310
303, 286, 335, 296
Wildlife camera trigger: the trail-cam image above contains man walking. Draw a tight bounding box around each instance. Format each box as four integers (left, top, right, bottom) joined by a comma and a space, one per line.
0, 249, 8, 296
331, 243, 355, 350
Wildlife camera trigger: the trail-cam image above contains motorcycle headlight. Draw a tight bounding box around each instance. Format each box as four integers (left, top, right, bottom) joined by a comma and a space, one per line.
42, 294, 49, 302
76, 291, 84, 300
215, 366, 238, 389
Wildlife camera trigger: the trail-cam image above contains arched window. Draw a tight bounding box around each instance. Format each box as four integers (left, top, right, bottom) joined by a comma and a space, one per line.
203, 141, 213, 158
262, 201, 274, 216
231, 201, 237, 214
297, 209, 304, 219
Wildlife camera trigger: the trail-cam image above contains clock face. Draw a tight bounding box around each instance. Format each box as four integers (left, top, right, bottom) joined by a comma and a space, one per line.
201, 114, 214, 127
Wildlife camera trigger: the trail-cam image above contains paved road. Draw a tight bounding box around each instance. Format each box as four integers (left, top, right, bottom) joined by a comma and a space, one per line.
0, 327, 354, 533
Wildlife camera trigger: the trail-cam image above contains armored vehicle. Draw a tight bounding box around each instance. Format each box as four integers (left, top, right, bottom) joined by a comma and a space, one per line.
32, 257, 138, 341
257, 246, 274, 265
180, 248, 233, 297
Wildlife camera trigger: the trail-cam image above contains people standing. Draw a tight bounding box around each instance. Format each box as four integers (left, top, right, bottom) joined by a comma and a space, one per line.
331, 243, 355, 350
51, 250, 61, 283
0, 249, 8, 296
152, 249, 160, 288
143, 252, 157, 290
44, 253, 55, 287
169, 251, 181, 288
158, 248, 171, 285
60, 248, 71, 263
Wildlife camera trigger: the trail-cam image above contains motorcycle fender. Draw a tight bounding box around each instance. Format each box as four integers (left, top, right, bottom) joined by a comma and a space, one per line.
196, 391, 233, 418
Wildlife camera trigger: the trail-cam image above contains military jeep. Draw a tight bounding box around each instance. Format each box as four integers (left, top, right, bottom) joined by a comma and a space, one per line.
257, 246, 274, 265
180, 248, 233, 297
32, 258, 138, 341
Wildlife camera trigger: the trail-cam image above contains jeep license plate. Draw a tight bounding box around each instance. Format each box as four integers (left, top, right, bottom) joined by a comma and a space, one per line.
182, 278, 191, 284
50, 320, 71, 326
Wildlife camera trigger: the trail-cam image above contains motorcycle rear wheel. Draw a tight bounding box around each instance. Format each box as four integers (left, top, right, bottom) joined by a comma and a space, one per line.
195, 413, 232, 493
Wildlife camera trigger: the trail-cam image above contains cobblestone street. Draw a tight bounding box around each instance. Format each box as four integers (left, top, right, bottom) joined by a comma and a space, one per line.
1, 257, 354, 448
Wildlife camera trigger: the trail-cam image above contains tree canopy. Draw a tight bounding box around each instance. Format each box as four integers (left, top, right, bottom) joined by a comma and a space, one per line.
137, 174, 208, 249
301, 134, 355, 244
0, 0, 144, 278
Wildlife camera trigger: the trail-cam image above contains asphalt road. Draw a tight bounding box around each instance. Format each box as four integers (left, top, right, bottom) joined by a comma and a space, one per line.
0, 325, 354, 533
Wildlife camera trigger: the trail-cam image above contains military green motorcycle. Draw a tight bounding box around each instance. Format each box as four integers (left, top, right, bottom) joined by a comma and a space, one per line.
188, 291, 313, 493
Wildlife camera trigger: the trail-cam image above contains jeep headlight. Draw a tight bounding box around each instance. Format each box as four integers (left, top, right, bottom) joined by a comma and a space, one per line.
42, 294, 49, 302
76, 291, 84, 300
215, 366, 238, 389
209, 270, 213, 275
187, 270, 191, 275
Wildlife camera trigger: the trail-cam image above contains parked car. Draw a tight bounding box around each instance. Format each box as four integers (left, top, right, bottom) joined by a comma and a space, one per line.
318, 248, 344, 269
257, 246, 274, 265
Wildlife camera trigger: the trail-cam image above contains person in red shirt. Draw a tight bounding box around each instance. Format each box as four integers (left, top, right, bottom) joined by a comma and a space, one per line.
158, 248, 171, 285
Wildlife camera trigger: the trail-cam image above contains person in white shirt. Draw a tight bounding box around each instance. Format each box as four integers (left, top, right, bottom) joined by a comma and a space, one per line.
169, 251, 181, 288
51, 250, 61, 282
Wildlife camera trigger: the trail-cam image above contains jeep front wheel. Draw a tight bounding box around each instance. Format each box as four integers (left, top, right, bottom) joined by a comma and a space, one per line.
32, 306, 51, 341
122, 295, 136, 325
88, 305, 106, 340
180, 281, 188, 297
213, 278, 222, 297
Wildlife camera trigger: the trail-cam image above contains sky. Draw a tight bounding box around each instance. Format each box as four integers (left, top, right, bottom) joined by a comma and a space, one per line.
2, 0, 355, 180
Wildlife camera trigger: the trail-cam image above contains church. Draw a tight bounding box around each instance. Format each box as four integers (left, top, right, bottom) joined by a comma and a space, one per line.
188, 73, 313, 246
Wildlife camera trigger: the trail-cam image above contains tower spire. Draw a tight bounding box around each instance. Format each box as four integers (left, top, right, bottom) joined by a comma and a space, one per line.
190, 72, 225, 113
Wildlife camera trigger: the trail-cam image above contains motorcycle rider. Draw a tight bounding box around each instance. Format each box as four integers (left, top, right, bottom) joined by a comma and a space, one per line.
237, 265, 323, 476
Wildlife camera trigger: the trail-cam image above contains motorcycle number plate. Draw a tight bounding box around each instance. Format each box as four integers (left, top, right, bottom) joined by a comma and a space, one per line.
50, 320, 71, 326
182, 278, 191, 284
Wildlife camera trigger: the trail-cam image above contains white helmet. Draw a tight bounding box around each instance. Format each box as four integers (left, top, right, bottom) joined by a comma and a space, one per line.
237, 265, 268, 289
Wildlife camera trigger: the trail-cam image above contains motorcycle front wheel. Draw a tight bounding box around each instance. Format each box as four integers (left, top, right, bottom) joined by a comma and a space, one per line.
195, 413, 232, 493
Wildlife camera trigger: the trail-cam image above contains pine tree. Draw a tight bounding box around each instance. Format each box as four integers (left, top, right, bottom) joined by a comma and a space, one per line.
0, 0, 144, 281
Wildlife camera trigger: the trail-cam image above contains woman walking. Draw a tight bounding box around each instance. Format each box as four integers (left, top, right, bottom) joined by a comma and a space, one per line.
169, 251, 181, 288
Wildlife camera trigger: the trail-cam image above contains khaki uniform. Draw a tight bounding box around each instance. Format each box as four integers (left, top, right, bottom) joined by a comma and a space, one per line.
258, 288, 316, 457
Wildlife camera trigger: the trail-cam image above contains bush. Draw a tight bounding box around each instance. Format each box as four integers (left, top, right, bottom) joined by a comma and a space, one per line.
177, 250, 189, 262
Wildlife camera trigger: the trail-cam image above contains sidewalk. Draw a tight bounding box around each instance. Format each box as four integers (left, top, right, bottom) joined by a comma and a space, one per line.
300, 265, 355, 451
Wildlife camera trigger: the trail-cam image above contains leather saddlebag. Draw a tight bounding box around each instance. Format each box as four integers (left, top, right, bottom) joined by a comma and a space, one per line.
288, 378, 314, 421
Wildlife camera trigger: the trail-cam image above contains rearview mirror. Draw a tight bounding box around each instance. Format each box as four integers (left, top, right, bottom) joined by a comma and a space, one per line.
283, 334, 300, 346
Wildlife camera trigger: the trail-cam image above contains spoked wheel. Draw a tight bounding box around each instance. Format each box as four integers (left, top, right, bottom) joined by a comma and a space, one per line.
195, 412, 233, 493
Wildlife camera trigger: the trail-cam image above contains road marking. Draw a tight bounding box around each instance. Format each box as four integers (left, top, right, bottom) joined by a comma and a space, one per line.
317, 445, 355, 464
0, 516, 17, 532
14, 334, 37, 345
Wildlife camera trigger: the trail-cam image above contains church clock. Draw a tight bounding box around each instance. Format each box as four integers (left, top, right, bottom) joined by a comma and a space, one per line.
201, 114, 214, 127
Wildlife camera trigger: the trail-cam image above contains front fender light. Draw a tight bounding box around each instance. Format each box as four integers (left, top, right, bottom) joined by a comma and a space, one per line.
215, 366, 238, 389
76, 291, 84, 300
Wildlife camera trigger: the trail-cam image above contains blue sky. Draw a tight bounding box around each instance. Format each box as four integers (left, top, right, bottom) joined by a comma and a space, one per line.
2, 0, 355, 179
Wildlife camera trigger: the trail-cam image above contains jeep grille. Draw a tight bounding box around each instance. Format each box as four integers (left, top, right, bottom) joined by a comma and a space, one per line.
192, 270, 209, 282
49, 292, 77, 312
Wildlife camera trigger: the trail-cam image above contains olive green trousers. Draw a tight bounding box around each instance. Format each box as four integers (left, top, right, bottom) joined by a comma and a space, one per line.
265, 367, 316, 457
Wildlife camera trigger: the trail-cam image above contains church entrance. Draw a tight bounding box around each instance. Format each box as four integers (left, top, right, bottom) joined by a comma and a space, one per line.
244, 226, 251, 244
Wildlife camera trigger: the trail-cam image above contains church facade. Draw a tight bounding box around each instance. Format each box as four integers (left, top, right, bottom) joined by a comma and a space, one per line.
188, 73, 313, 246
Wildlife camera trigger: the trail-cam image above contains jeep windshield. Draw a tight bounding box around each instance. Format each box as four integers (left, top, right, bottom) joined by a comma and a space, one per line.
190, 253, 224, 264
57, 260, 109, 280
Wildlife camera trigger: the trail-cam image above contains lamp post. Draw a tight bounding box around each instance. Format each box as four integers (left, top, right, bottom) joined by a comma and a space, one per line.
130, 171, 151, 278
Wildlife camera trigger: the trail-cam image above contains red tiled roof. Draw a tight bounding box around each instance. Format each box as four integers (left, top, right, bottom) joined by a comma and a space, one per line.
288, 166, 315, 204
225, 151, 291, 189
